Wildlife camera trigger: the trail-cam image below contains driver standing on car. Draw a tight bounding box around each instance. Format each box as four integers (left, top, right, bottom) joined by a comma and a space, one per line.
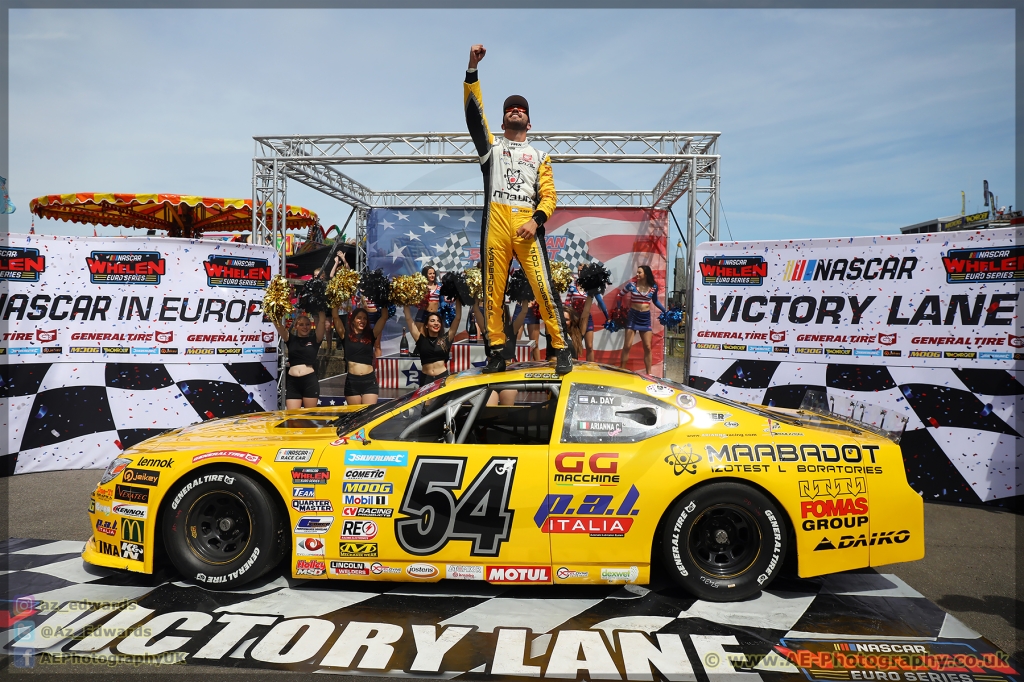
464, 43, 572, 375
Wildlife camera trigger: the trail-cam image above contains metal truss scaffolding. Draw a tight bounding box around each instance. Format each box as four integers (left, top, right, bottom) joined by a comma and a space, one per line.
253, 131, 720, 384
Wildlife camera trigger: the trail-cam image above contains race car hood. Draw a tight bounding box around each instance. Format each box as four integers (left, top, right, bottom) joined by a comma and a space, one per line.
128, 406, 367, 450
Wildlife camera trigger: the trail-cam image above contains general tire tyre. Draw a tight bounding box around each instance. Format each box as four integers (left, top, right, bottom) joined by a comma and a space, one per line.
661, 482, 786, 602
162, 469, 286, 589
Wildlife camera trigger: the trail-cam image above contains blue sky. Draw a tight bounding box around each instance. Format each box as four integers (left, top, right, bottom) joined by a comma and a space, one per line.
7, 9, 1015, 244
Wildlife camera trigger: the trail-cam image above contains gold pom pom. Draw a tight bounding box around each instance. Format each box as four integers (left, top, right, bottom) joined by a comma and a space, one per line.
327, 269, 359, 308
550, 261, 572, 293
390, 273, 429, 306
263, 275, 294, 322
464, 267, 483, 301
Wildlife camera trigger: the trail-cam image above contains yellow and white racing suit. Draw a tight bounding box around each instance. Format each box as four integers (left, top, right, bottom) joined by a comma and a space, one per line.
464, 68, 567, 351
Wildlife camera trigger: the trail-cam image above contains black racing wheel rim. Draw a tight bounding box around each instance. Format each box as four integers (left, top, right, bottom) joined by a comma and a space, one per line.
687, 503, 762, 578
184, 490, 253, 565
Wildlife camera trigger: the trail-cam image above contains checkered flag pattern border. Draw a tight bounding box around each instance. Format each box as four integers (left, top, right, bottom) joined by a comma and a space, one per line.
689, 358, 1023, 506
1, 362, 278, 475
1, 538, 1011, 677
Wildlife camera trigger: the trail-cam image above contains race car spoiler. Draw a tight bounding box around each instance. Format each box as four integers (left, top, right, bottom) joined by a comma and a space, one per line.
799, 390, 910, 444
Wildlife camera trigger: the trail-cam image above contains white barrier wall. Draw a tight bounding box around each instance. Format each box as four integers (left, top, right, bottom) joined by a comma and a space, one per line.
688, 227, 1022, 505
1, 235, 280, 474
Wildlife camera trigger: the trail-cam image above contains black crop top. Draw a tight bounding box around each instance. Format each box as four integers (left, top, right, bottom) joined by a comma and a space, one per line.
344, 329, 376, 366
415, 334, 450, 365
288, 333, 321, 368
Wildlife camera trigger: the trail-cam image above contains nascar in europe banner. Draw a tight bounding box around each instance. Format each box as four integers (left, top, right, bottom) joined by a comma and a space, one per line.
0, 235, 279, 364
690, 227, 1023, 368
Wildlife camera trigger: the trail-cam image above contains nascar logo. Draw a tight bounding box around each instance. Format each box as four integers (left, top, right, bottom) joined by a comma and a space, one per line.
784, 259, 818, 282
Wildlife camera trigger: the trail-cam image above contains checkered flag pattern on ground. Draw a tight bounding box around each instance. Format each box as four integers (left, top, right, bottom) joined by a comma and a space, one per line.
689, 358, 1023, 506
1, 538, 1012, 677
433, 231, 473, 273
1, 362, 278, 475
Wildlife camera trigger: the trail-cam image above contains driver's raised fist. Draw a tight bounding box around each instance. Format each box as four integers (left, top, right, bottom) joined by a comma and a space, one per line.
469, 44, 486, 68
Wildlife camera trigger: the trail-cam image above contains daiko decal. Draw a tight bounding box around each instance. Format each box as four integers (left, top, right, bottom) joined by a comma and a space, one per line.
0, 246, 45, 282
204, 256, 272, 289
699, 256, 766, 286
942, 245, 1024, 283
86, 251, 165, 284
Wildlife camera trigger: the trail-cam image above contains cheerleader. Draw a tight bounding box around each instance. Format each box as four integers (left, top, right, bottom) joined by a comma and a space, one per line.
565, 266, 608, 362
413, 265, 442, 336
618, 265, 666, 374
403, 300, 463, 386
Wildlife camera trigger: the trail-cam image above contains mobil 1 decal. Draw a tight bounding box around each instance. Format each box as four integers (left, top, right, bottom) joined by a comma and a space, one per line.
690, 230, 1023, 367
396, 456, 516, 556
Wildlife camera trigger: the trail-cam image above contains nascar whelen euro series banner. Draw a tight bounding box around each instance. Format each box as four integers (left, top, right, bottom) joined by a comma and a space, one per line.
689, 227, 1022, 507
1, 235, 280, 474
366, 207, 669, 373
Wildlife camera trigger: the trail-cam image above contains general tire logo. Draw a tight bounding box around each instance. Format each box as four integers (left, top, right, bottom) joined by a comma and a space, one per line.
396, 456, 516, 557
0, 247, 45, 281
86, 251, 165, 284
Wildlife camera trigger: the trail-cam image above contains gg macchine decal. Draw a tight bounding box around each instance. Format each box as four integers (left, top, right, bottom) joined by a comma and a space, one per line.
395, 456, 516, 557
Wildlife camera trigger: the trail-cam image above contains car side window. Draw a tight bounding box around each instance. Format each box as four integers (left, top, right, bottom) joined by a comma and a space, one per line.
460, 386, 558, 446
561, 383, 678, 444
369, 383, 559, 445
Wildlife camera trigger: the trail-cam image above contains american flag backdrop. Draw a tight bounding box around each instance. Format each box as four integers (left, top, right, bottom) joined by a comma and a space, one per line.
366, 208, 668, 373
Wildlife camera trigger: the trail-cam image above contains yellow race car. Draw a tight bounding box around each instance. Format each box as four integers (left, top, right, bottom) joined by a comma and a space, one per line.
83, 362, 923, 602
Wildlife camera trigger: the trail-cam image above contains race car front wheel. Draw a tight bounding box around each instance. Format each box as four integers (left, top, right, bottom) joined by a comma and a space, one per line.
661, 482, 787, 602
162, 469, 286, 589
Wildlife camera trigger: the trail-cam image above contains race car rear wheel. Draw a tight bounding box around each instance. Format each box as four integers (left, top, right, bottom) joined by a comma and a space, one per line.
661, 482, 786, 602
162, 469, 286, 589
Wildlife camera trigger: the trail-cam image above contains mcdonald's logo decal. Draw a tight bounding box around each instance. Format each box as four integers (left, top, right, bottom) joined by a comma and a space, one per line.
121, 518, 145, 543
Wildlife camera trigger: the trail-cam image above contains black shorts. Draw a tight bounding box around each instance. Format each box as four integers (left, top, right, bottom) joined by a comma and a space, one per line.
286, 372, 320, 400
345, 371, 380, 397
419, 369, 449, 387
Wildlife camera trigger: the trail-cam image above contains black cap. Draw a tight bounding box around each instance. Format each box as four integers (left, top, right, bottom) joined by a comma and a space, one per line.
502, 95, 530, 119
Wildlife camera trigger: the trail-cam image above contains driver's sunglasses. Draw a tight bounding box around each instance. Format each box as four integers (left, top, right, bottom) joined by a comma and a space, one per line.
505, 106, 527, 114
